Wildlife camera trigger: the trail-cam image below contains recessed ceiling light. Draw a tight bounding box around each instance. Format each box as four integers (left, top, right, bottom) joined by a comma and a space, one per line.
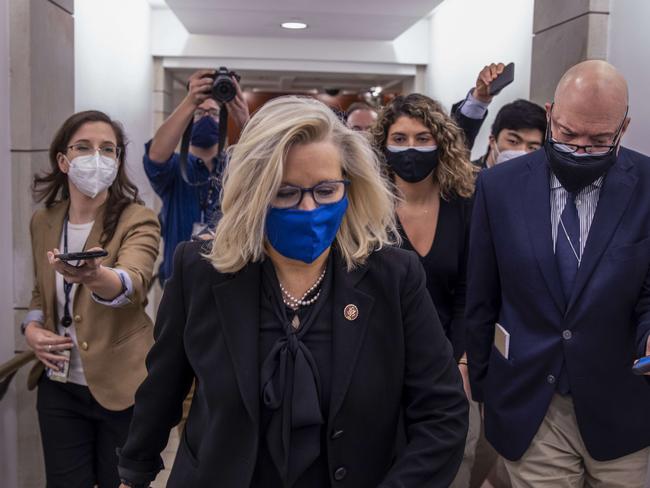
281, 21, 308, 30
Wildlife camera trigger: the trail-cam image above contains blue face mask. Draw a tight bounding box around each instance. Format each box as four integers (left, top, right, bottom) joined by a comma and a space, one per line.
265, 196, 348, 263
190, 116, 220, 148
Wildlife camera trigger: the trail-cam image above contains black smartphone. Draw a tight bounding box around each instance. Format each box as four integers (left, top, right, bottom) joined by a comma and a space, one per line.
55, 250, 108, 261
632, 356, 650, 375
488, 62, 515, 96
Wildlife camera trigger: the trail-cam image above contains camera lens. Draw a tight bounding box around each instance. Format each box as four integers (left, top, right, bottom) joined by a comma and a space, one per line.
213, 78, 236, 103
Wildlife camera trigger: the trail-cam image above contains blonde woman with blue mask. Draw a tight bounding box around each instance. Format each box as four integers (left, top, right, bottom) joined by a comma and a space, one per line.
117, 96, 468, 488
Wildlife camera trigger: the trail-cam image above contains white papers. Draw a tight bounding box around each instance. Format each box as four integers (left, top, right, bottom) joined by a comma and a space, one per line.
494, 323, 510, 359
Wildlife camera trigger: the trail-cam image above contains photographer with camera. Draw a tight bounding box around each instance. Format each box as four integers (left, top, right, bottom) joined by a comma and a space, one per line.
145, 68, 249, 285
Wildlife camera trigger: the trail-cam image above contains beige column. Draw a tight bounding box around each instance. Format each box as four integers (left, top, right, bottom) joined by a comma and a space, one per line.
0, 0, 16, 485
148, 58, 174, 314
153, 57, 174, 131
530, 0, 610, 105
8, 0, 74, 486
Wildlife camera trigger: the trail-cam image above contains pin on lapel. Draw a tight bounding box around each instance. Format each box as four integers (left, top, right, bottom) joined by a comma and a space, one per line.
344, 304, 359, 321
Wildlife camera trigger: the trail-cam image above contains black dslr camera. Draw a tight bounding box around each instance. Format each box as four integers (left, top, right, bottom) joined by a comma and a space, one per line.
211, 66, 241, 103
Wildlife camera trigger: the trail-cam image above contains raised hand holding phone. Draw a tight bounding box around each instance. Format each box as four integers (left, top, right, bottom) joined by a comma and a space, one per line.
488, 62, 515, 96
472, 62, 513, 103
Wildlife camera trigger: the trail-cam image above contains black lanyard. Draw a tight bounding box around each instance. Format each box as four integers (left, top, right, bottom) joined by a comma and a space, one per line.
60, 216, 73, 329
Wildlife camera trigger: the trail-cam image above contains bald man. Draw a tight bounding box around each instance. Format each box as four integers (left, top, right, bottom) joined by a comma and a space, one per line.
466, 60, 650, 488
345, 102, 378, 132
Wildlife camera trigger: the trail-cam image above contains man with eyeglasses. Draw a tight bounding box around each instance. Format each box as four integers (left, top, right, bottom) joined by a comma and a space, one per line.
466, 59, 650, 488
144, 69, 250, 285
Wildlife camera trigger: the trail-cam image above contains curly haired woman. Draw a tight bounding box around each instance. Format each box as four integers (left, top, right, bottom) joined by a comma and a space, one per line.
371, 93, 479, 488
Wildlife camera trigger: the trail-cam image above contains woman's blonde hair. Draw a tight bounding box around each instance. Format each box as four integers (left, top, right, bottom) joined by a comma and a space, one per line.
369, 93, 477, 199
207, 96, 398, 273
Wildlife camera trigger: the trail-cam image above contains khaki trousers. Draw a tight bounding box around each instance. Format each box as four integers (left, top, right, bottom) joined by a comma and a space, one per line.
451, 398, 512, 488
504, 394, 650, 488
470, 414, 511, 488
450, 398, 482, 488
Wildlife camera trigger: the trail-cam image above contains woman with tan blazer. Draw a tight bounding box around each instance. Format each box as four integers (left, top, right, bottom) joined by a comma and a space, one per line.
22, 110, 160, 488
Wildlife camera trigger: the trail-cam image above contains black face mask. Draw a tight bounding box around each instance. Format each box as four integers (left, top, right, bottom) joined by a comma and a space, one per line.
544, 135, 618, 194
385, 148, 439, 183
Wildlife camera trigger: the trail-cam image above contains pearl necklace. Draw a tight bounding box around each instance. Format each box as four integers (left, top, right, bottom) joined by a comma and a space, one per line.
280, 268, 326, 310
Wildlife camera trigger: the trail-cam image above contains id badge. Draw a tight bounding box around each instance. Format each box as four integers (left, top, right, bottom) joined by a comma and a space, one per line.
46, 349, 70, 383
191, 222, 215, 241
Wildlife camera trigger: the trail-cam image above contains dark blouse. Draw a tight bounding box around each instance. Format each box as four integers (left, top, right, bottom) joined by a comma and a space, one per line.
398, 195, 472, 361
251, 258, 333, 488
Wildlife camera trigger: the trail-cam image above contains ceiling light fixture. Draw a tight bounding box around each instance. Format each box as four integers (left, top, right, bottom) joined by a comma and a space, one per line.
281, 21, 308, 30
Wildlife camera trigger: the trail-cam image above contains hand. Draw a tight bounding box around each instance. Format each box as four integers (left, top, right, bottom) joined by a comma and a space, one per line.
472, 62, 506, 103
24, 322, 73, 371
225, 76, 250, 129
47, 247, 105, 285
458, 362, 472, 401
184, 69, 214, 107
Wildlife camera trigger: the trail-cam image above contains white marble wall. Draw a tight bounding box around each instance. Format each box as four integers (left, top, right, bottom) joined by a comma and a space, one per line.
7, 1, 75, 486
531, 0, 610, 104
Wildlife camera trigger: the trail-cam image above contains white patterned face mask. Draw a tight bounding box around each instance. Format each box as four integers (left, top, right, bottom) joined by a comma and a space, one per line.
66, 152, 118, 198
490, 139, 528, 166
495, 149, 527, 165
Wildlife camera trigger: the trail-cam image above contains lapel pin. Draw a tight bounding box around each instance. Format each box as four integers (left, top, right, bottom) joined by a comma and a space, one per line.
344, 304, 359, 321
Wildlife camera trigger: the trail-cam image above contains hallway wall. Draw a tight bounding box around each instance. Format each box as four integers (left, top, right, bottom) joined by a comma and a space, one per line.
74, 0, 155, 207
426, 0, 535, 159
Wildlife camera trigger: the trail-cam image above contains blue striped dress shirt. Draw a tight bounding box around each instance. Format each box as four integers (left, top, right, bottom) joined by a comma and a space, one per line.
550, 174, 604, 258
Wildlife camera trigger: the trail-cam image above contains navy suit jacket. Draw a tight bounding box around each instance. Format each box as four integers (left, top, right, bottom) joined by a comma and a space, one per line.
466, 147, 650, 462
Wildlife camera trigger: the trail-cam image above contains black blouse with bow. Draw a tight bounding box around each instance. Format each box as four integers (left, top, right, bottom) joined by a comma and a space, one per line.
252, 258, 333, 487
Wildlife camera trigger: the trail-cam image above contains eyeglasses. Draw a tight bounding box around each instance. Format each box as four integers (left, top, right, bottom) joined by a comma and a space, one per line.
548, 104, 628, 155
194, 108, 220, 120
67, 143, 121, 160
271, 180, 350, 209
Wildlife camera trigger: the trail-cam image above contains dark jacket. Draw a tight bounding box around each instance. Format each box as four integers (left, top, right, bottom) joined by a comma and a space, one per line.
466, 147, 650, 461
451, 99, 487, 150
119, 242, 468, 487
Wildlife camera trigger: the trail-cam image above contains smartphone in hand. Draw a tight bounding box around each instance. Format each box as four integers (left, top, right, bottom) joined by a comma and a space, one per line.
489, 62, 515, 96
55, 250, 108, 261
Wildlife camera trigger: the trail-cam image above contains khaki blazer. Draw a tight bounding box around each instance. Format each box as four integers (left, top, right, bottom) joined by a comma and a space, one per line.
27, 200, 160, 411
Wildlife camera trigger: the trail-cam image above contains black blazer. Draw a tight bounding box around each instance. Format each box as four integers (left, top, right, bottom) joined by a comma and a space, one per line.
119, 242, 468, 487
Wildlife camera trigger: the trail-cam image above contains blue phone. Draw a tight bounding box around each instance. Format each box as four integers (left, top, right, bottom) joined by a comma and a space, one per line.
632, 356, 650, 375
